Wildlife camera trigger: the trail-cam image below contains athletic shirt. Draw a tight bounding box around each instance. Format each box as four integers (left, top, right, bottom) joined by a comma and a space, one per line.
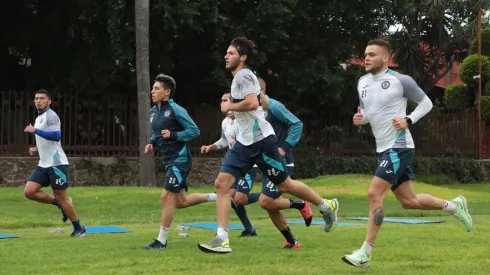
34, 109, 69, 167
231, 68, 275, 146
358, 69, 433, 153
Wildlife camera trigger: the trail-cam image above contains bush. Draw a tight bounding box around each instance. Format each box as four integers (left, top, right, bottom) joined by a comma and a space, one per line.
469, 27, 490, 57
294, 148, 485, 183
484, 81, 490, 96
444, 84, 471, 109
459, 54, 490, 86
481, 96, 490, 121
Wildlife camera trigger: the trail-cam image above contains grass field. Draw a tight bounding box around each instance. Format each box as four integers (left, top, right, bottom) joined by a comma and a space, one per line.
1, 174, 489, 275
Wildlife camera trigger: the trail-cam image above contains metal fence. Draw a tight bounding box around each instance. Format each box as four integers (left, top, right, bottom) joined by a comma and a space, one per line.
0, 91, 480, 158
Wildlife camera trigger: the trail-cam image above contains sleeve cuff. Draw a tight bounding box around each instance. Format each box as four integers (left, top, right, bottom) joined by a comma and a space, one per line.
280, 142, 292, 151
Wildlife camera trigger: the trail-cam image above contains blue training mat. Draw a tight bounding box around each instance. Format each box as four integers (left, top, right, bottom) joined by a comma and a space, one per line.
183, 223, 258, 230
288, 220, 364, 227
85, 226, 132, 234
346, 217, 444, 224
0, 234, 18, 239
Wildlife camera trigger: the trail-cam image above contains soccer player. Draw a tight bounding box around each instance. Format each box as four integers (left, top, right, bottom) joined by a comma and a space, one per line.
23, 89, 86, 237
258, 76, 300, 180
143, 74, 217, 250
198, 37, 339, 254
342, 38, 473, 268
201, 93, 261, 237
201, 93, 312, 242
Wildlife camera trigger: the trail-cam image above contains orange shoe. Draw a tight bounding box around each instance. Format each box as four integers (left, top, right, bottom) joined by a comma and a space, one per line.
283, 241, 301, 249
299, 201, 313, 227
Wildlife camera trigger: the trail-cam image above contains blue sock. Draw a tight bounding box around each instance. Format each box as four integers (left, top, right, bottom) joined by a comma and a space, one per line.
247, 193, 260, 204
231, 201, 254, 232
72, 219, 82, 230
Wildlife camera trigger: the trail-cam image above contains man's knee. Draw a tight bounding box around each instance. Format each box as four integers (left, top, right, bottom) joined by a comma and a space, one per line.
258, 195, 274, 210
234, 193, 248, 205
24, 188, 36, 200
215, 174, 234, 192
24, 182, 39, 200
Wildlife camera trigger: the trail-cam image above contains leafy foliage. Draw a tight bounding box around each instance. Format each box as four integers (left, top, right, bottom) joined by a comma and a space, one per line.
459, 54, 490, 86
444, 84, 471, 109
469, 27, 490, 56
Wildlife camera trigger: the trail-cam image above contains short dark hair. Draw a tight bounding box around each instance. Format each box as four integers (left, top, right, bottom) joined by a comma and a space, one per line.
155, 74, 176, 97
230, 37, 257, 65
35, 89, 51, 99
367, 38, 391, 54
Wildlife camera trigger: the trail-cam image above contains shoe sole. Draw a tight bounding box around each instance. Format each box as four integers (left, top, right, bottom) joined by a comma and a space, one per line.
341, 256, 370, 268
197, 244, 232, 254
71, 232, 86, 238
458, 195, 473, 232
324, 199, 339, 232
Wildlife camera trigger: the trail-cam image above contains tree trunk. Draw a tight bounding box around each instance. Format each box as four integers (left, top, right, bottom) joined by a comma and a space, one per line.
135, 0, 157, 186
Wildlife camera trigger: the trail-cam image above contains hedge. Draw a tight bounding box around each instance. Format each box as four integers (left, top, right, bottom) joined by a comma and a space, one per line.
294, 149, 485, 183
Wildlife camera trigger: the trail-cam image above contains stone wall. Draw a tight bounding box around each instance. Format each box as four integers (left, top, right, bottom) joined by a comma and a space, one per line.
0, 157, 223, 187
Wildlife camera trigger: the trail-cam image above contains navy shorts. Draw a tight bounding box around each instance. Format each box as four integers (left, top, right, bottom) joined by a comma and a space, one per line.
375, 148, 415, 190
261, 166, 294, 199
163, 164, 190, 193
28, 165, 69, 190
231, 167, 258, 194
220, 135, 289, 195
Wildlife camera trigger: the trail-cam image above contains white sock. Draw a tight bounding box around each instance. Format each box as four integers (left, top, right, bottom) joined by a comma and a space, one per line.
157, 226, 169, 244
442, 200, 457, 213
361, 241, 374, 255
319, 199, 331, 212
207, 193, 217, 201
217, 227, 228, 241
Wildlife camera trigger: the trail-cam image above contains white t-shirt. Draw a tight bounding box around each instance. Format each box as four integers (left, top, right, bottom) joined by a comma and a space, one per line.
34, 109, 69, 167
231, 68, 275, 146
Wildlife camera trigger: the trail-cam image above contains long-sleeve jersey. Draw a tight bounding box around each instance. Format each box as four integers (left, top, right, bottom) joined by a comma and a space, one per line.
265, 97, 303, 153
358, 69, 433, 153
34, 109, 69, 168
149, 99, 200, 168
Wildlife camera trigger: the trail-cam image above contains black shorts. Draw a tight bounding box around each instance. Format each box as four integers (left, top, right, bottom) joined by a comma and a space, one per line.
375, 148, 415, 190
220, 135, 289, 195
163, 164, 190, 193
28, 165, 69, 190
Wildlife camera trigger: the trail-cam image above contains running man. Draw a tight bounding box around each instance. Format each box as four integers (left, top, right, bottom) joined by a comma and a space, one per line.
201, 93, 261, 237
342, 38, 473, 268
24, 89, 86, 237
258, 76, 301, 180
143, 74, 217, 250
198, 37, 339, 254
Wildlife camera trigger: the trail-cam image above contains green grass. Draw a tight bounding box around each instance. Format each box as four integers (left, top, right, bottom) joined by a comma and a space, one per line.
1, 174, 489, 275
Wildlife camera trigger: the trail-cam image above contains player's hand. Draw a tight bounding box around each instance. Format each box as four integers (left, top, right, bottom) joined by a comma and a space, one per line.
161, 129, 171, 139
353, 107, 364, 126
201, 145, 211, 154
28, 147, 38, 156
221, 99, 231, 113
144, 144, 153, 154
24, 123, 35, 134
392, 117, 408, 131
278, 147, 286, 156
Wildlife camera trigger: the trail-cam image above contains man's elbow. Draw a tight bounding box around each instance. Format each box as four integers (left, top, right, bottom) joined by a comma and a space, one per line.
192, 128, 201, 138
248, 101, 259, 110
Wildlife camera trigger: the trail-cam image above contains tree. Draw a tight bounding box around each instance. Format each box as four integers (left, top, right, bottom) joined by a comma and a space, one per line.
135, 0, 156, 186
389, 0, 490, 93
